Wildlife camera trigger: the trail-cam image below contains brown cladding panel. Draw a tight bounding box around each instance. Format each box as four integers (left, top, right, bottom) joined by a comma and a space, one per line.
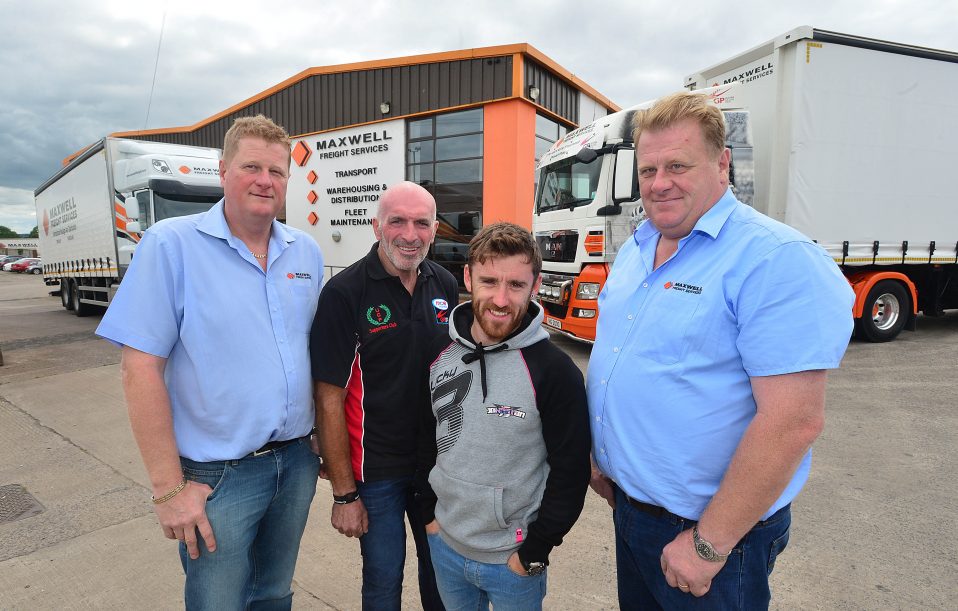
524, 59, 578, 125
140, 55, 515, 148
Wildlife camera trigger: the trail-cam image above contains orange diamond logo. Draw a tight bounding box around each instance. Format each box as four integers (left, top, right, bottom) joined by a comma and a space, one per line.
664, 282, 673, 289
307, 212, 319, 225
307, 170, 318, 184
307, 191, 317, 204
291, 141, 311, 166
179, 166, 191, 174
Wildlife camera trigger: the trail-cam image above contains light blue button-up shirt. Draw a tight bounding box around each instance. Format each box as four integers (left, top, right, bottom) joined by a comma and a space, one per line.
96, 201, 323, 461
587, 189, 853, 520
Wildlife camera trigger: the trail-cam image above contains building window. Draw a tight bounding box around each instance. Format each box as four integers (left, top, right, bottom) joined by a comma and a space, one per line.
406, 108, 484, 287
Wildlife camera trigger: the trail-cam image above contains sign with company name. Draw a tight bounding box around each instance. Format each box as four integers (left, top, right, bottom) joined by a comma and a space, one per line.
0, 238, 39, 253
288, 120, 405, 276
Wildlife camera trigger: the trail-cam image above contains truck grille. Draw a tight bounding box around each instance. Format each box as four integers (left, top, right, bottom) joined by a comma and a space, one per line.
536, 231, 578, 263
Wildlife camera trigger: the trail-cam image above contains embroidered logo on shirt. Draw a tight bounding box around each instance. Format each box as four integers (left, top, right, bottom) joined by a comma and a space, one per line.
366, 304, 397, 334
286, 272, 312, 280
432, 298, 450, 325
664, 281, 702, 295
486, 404, 527, 419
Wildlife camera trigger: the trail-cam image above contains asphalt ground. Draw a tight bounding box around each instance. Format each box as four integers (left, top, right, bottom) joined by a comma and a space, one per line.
1, 270, 956, 609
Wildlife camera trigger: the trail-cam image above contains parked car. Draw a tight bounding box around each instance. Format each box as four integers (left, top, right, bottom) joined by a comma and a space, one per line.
24, 260, 43, 275
0, 255, 25, 268
2, 260, 22, 271
9, 257, 40, 273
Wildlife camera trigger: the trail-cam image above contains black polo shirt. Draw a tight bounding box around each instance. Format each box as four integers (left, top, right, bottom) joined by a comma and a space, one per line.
310, 242, 460, 482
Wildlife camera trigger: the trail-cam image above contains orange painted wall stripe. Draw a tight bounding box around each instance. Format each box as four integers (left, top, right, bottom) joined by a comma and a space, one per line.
512, 52, 524, 98
482, 99, 536, 229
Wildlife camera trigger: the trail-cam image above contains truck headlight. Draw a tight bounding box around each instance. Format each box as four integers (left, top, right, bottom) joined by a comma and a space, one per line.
576, 282, 600, 300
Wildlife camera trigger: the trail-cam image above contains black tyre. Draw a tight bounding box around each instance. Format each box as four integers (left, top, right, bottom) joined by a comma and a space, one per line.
31, 268, 41, 275
71, 281, 92, 317
855, 280, 909, 342
61, 279, 73, 310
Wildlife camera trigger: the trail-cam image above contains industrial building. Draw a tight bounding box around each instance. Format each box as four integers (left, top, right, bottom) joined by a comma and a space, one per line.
107, 44, 618, 280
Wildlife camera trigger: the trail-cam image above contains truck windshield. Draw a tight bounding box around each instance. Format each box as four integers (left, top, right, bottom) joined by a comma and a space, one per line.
153, 193, 222, 223
535, 154, 602, 214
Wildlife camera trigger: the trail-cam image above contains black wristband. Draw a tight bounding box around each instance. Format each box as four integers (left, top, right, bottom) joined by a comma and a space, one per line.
333, 490, 360, 505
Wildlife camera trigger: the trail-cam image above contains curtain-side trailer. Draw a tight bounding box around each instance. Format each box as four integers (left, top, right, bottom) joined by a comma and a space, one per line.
35, 138, 223, 315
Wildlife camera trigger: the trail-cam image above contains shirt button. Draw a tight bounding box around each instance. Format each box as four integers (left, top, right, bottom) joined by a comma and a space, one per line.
601, 379, 607, 385
627, 314, 633, 320
642, 282, 648, 288
613, 347, 619, 353
599, 448, 606, 454
595, 416, 601, 422
279, 338, 285, 343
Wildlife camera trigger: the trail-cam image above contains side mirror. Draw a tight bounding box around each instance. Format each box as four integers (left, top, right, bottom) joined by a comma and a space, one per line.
575, 147, 599, 164
612, 148, 637, 203
124, 196, 140, 221
126, 221, 141, 234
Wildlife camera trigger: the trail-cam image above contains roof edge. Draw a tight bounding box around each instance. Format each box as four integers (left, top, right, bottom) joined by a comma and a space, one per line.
111, 43, 618, 141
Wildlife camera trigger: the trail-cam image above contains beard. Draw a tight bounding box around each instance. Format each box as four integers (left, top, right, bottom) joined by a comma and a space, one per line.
470, 298, 531, 344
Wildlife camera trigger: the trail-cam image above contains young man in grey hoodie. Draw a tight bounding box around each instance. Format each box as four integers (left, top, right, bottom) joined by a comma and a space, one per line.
417, 222, 591, 610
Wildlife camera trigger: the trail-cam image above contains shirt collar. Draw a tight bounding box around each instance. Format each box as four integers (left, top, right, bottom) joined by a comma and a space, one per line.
196, 199, 297, 246
365, 241, 434, 280
633, 188, 738, 245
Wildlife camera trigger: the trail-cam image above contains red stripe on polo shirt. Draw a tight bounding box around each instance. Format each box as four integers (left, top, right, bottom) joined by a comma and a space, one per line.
344, 350, 366, 481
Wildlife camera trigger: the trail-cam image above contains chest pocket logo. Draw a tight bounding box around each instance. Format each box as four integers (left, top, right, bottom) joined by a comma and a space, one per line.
366, 304, 392, 326
633, 285, 703, 365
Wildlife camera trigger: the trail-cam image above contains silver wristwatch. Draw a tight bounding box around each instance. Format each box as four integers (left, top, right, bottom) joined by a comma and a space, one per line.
692, 525, 730, 562
521, 559, 547, 576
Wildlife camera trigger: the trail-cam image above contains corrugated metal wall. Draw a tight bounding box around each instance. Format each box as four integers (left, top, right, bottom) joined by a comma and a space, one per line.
524, 59, 579, 125
138, 56, 515, 146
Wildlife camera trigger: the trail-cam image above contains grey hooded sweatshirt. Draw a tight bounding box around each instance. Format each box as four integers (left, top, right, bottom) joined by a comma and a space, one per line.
417, 300, 591, 566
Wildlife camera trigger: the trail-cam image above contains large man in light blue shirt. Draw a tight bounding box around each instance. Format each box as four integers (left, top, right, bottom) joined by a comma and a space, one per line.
587, 92, 854, 609
96, 115, 323, 609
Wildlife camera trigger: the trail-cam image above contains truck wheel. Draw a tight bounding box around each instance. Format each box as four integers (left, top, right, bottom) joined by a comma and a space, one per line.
71, 282, 92, 317
61, 279, 73, 310
856, 280, 909, 342
32, 268, 41, 275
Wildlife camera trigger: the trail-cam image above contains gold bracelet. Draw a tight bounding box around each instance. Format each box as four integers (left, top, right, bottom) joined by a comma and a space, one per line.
151, 478, 188, 504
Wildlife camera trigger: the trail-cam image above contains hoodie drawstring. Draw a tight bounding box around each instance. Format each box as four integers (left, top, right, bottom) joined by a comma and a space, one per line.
461, 341, 508, 401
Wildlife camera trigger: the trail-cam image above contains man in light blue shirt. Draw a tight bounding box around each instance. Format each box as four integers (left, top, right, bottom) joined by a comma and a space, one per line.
587, 92, 853, 609
96, 115, 323, 609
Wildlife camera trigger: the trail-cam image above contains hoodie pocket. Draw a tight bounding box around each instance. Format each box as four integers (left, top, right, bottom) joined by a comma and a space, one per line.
430, 467, 508, 543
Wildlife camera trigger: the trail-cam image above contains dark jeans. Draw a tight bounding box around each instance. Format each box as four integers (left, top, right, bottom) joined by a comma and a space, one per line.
356, 475, 445, 611
613, 485, 791, 610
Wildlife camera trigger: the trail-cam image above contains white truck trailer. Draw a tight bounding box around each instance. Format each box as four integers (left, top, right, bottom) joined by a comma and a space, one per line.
34, 137, 223, 315
534, 26, 958, 342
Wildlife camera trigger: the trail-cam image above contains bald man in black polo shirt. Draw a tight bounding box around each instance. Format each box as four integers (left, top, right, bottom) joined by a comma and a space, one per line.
311, 181, 457, 611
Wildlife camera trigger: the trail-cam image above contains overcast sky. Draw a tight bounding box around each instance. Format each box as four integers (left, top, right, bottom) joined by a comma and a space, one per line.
1, 0, 955, 233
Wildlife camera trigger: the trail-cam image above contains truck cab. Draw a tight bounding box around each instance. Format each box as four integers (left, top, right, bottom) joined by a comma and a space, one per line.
112, 141, 224, 268
533, 133, 642, 341
532, 85, 751, 342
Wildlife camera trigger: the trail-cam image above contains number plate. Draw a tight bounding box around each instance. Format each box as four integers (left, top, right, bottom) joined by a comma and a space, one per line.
545, 317, 562, 330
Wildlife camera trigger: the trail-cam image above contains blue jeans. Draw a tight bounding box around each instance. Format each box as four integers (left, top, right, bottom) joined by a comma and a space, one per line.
613, 485, 791, 610
427, 532, 547, 610
356, 475, 444, 611
178, 437, 320, 610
